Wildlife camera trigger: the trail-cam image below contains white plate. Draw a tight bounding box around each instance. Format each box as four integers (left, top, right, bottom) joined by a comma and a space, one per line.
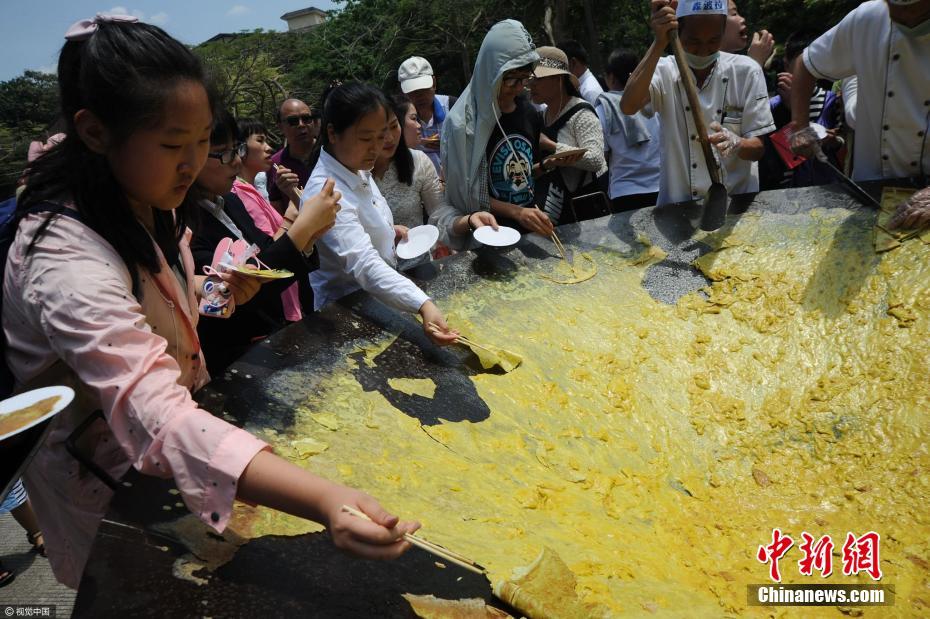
0, 386, 74, 441
543, 147, 588, 165
396, 225, 439, 260
473, 225, 521, 247
811, 122, 828, 140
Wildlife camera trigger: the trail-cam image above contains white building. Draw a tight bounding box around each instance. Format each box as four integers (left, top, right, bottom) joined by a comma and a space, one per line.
280, 7, 327, 32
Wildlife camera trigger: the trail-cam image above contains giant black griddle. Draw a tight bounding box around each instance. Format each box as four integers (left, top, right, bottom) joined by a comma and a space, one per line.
73, 180, 910, 617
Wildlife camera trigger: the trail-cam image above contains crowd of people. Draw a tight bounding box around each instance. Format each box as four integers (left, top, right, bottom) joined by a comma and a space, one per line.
2, 0, 929, 592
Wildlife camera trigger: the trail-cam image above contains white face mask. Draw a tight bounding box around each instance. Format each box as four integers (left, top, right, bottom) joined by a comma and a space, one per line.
684, 50, 720, 70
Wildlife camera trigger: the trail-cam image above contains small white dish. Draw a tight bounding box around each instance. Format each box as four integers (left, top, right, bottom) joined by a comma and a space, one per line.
396, 225, 439, 260
473, 225, 521, 247
0, 386, 74, 441
811, 122, 828, 140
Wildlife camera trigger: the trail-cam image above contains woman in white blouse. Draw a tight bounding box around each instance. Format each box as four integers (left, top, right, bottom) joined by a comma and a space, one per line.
303, 82, 458, 346
373, 95, 448, 268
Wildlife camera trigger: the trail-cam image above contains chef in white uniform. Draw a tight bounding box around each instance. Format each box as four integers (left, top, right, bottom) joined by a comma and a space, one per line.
790, 0, 930, 181
621, 0, 774, 205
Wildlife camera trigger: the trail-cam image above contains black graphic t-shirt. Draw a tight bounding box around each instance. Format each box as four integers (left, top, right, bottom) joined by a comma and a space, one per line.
485, 96, 543, 208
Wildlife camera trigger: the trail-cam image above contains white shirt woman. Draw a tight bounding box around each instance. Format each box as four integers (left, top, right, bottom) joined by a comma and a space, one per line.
307, 149, 428, 313
301, 83, 457, 346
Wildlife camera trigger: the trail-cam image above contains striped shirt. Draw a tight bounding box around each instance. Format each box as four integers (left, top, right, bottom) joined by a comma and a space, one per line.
0, 478, 28, 513
808, 88, 828, 123
779, 87, 830, 185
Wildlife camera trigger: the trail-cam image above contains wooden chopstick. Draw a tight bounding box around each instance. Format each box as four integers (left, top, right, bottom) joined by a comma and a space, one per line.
550, 231, 577, 274
550, 233, 568, 262
455, 337, 500, 356
426, 322, 499, 356
340, 505, 486, 574
551, 230, 568, 258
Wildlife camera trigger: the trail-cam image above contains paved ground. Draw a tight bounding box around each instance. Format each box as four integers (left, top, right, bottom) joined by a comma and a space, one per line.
0, 514, 75, 617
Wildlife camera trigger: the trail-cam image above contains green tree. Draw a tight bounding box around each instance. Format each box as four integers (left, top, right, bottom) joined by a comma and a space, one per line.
194, 30, 303, 142
0, 70, 59, 129
582, 0, 860, 74
0, 70, 59, 197
290, 0, 545, 102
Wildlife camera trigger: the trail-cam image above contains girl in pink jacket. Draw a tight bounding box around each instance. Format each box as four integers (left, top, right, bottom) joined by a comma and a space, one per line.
4, 14, 418, 589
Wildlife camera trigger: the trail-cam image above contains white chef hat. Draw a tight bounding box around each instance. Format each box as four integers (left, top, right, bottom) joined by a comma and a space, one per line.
677, 0, 728, 18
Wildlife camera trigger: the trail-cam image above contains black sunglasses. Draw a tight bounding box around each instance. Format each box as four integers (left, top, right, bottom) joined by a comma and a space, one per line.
285, 113, 321, 127
207, 142, 247, 165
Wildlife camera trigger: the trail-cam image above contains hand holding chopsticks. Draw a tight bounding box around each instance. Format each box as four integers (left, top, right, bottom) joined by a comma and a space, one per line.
427, 322, 523, 372
341, 505, 486, 575
419, 301, 459, 346
272, 162, 304, 204
550, 231, 577, 276
427, 323, 494, 356
428, 322, 497, 354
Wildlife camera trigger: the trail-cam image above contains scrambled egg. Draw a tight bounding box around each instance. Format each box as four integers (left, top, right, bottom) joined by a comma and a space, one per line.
230, 206, 930, 617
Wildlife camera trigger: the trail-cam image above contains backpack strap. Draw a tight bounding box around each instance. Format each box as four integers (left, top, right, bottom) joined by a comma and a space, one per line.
25, 202, 83, 221
542, 101, 596, 141
1, 202, 82, 230
0, 202, 83, 399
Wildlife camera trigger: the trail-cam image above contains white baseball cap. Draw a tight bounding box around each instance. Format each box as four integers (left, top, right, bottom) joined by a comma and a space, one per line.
677, 0, 728, 18
398, 56, 434, 94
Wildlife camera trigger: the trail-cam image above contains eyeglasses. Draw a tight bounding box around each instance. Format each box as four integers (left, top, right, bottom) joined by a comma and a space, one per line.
501, 75, 534, 88
285, 113, 321, 127
207, 142, 247, 165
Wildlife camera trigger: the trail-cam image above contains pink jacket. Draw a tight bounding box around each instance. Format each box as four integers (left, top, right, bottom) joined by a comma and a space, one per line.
231, 179, 302, 321
3, 211, 268, 589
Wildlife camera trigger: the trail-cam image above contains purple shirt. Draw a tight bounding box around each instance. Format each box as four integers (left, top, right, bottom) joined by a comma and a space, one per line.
267, 144, 312, 204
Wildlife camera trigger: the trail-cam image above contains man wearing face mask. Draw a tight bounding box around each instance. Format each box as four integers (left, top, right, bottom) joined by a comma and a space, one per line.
790, 0, 930, 184
621, 0, 774, 206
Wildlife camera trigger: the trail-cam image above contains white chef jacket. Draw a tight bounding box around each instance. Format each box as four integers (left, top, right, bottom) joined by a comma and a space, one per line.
803, 0, 930, 181
306, 149, 429, 314
841, 76, 858, 130
579, 69, 605, 106
646, 52, 775, 206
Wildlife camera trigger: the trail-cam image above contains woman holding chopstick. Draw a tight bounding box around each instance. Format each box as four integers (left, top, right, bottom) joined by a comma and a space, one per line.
5, 16, 419, 590
232, 117, 306, 323
190, 109, 338, 373
304, 82, 459, 347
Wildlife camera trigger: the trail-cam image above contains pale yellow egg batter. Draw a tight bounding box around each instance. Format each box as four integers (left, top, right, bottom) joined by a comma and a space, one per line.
227, 206, 929, 617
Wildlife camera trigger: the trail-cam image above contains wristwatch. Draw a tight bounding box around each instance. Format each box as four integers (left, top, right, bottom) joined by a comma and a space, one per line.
467, 212, 479, 231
